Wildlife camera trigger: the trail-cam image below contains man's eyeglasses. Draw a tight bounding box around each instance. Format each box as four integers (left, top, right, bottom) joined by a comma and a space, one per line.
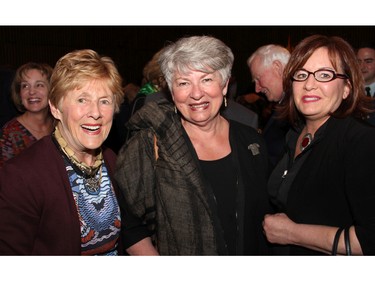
292, 69, 349, 82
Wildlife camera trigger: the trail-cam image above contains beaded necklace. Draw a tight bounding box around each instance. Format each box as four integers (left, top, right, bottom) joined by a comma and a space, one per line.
53, 127, 103, 193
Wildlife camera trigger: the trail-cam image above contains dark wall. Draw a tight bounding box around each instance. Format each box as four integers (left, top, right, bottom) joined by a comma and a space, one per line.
1, 26, 374, 93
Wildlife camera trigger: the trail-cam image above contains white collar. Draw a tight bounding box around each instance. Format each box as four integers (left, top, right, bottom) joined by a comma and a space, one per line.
366, 82, 375, 94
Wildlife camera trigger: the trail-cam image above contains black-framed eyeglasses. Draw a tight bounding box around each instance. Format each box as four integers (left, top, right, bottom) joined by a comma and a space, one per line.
292, 68, 349, 82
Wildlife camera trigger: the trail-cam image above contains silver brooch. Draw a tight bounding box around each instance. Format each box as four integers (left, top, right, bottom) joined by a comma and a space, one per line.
248, 143, 260, 155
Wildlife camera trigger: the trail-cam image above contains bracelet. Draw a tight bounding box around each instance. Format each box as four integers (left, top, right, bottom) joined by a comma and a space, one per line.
331, 227, 344, 255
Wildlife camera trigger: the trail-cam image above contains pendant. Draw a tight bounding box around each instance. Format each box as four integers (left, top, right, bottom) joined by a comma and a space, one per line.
300, 133, 312, 152
85, 176, 100, 193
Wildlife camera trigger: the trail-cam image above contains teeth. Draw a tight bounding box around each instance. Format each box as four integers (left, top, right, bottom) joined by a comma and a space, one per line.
304, 97, 319, 101
191, 102, 208, 109
81, 125, 100, 131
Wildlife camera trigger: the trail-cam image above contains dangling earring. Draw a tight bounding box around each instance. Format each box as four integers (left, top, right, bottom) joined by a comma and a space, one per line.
224, 96, 227, 108
174, 106, 177, 114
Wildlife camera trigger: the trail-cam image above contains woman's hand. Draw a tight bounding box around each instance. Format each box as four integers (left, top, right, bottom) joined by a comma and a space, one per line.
263, 213, 296, 245
263, 213, 363, 255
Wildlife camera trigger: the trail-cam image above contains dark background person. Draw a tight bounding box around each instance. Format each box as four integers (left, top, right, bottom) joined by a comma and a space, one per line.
106, 48, 171, 153
105, 82, 141, 153
124, 47, 172, 144
265, 35, 375, 255
356, 42, 375, 125
115, 35, 272, 255
0, 62, 54, 167
0, 66, 17, 128
236, 85, 272, 131
131, 47, 170, 115
0, 49, 150, 255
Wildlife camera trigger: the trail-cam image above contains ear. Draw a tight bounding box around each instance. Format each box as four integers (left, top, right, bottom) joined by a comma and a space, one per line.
342, 80, 351, 100
272, 60, 283, 76
170, 91, 175, 103
49, 100, 62, 121
222, 79, 230, 96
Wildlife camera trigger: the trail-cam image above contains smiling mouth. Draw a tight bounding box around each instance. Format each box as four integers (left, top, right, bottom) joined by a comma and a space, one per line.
303, 96, 319, 102
28, 98, 41, 103
81, 125, 101, 132
190, 102, 209, 109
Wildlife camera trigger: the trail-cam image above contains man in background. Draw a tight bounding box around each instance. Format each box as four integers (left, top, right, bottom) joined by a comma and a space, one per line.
356, 42, 375, 126
247, 44, 291, 169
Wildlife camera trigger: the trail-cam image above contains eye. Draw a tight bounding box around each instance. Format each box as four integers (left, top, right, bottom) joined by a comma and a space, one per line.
297, 73, 307, 79
317, 70, 333, 80
77, 98, 86, 103
36, 82, 46, 88
294, 70, 308, 80
177, 81, 188, 87
20, 83, 29, 89
100, 98, 112, 105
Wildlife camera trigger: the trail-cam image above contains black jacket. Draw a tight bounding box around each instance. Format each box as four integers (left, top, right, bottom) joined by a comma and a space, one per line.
268, 116, 375, 255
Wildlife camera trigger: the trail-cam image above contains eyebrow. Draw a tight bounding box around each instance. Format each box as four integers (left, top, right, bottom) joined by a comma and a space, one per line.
20, 80, 47, 84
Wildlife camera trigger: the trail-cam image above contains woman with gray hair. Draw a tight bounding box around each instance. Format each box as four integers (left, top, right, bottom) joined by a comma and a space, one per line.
115, 35, 272, 255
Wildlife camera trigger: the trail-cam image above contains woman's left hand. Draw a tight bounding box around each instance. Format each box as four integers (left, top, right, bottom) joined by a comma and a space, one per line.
262, 213, 296, 245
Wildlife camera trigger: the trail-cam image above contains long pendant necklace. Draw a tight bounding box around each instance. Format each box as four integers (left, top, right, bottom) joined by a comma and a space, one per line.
300, 133, 313, 152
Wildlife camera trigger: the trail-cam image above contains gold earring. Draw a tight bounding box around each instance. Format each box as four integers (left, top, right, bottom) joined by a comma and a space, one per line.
224, 96, 227, 107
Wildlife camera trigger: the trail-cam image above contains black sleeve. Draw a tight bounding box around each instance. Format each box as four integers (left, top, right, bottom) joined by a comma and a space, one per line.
117, 188, 152, 250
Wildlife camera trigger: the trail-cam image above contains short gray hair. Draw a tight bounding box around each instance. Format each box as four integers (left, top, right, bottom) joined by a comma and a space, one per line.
247, 44, 290, 68
159, 35, 234, 91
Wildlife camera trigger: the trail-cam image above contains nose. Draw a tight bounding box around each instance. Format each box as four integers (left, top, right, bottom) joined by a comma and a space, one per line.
190, 83, 204, 100
359, 61, 367, 71
88, 101, 101, 119
27, 84, 37, 95
304, 72, 317, 90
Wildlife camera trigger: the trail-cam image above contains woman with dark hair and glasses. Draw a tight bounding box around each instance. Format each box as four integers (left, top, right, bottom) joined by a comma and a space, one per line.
264, 34, 375, 255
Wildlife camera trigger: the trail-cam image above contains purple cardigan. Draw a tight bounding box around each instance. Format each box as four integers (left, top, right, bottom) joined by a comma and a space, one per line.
0, 135, 119, 255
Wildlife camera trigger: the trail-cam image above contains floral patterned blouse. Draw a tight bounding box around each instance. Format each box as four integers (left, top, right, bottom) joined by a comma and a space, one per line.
0, 117, 37, 167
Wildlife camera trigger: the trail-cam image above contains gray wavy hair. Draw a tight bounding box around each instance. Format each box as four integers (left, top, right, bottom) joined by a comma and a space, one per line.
159, 35, 234, 92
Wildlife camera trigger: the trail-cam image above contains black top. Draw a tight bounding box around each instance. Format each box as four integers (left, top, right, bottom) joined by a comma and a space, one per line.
268, 116, 375, 255
200, 153, 237, 255
262, 108, 290, 170
268, 121, 328, 211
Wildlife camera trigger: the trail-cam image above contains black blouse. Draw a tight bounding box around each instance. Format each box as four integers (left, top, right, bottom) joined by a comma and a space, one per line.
200, 153, 237, 255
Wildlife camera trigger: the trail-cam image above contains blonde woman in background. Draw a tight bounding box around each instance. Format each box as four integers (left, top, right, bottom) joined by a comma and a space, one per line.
0, 62, 54, 167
